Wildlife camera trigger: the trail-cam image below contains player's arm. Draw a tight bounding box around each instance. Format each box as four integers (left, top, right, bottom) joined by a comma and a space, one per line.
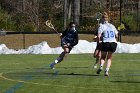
93, 30, 98, 42
115, 30, 118, 38
61, 28, 68, 38
97, 25, 103, 44
93, 35, 98, 42
113, 26, 119, 39
97, 33, 102, 44
70, 32, 79, 47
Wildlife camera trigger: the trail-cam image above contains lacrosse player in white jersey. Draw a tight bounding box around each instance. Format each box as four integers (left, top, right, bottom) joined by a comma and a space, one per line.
96, 12, 118, 76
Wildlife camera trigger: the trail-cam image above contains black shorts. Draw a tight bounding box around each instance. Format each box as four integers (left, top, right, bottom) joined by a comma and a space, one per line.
101, 42, 117, 52
61, 39, 73, 53
95, 43, 102, 50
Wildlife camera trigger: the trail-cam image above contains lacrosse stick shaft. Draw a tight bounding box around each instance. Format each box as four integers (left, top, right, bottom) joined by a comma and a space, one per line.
45, 20, 60, 35
52, 28, 59, 35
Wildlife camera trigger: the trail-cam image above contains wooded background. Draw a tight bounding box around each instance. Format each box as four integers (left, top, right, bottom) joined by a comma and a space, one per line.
0, 0, 140, 32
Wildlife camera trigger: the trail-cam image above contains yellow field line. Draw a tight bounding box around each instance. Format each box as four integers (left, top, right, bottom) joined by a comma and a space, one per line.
0, 72, 99, 90
1, 72, 139, 92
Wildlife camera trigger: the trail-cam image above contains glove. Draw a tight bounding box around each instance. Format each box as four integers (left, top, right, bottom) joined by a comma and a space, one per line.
59, 33, 62, 38
67, 43, 70, 46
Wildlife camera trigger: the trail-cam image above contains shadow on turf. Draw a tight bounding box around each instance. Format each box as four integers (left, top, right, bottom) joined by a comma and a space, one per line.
111, 81, 140, 84
56, 66, 89, 69
2, 66, 102, 79
45, 72, 99, 77
3, 71, 99, 79
0, 66, 89, 70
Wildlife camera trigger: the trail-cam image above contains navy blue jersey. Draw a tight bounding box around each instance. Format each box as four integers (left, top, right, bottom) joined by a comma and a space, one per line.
61, 28, 78, 47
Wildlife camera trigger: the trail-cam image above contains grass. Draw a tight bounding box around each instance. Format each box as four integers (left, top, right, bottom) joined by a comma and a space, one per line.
0, 54, 140, 93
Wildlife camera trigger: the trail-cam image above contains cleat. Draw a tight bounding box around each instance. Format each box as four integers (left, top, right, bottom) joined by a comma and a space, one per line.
96, 67, 103, 74
50, 62, 55, 69
104, 71, 109, 76
93, 65, 97, 69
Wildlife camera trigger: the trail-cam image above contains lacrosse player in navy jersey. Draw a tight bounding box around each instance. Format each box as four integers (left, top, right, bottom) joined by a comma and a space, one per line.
93, 18, 105, 69
93, 30, 102, 69
50, 22, 79, 69
96, 12, 118, 76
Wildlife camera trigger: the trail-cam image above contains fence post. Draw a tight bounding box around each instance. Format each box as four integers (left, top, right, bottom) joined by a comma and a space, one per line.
23, 32, 26, 49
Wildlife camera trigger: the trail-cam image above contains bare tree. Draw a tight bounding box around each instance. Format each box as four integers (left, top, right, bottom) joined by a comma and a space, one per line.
21, 0, 40, 31
63, 0, 80, 27
73, 0, 80, 25
68, 0, 72, 23
0, 0, 40, 31
64, 0, 68, 29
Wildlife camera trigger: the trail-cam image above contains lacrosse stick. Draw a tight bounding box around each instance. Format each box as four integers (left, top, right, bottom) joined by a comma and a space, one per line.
95, 12, 102, 25
45, 20, 73, 48
45, 20, 60, 35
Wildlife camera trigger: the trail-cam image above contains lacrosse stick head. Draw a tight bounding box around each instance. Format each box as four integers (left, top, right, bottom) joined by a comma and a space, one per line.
96, 12, 102, 21
45, 20, 60, 35
45, 20, 55, 30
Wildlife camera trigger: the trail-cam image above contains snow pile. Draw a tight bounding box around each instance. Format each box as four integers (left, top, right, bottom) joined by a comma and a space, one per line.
116, 42, 140, 53
0, 40, 140, 54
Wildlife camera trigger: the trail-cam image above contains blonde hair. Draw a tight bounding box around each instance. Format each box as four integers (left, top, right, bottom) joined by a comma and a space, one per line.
102, 11, 109, 18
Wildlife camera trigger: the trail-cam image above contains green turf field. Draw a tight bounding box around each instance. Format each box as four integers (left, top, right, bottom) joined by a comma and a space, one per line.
0, 54, 140, 93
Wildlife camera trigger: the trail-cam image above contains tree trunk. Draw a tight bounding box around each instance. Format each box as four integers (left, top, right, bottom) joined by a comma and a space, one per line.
68, 0, 72, 23
64, 0, 68, 29
33, 0, 39, 31
73, 0, 80, 25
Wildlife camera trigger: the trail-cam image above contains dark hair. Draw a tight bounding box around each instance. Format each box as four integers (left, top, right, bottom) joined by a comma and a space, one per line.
69, 22, 75, 27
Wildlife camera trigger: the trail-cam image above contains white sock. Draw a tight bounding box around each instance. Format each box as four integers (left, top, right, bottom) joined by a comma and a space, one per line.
54, 59, 58, 64
99, 65, 103, 69
105, 67, 110, 72
100, 64, 103, 67
54, 57, 61, 64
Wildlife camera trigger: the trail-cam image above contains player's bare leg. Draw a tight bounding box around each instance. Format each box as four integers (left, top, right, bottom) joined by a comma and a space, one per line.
93, 49, 101, 68
50, 47, 69, 69
93, 57, 100, 68
105, 52, 113, 76
96, 51, 107, 74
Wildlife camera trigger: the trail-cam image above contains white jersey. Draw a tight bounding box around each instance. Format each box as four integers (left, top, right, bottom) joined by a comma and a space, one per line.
98, 22, 118, 42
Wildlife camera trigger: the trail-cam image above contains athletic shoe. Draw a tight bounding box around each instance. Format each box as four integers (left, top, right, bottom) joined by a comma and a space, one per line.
104, 71, 109, 76
96, 67, 103, 74
50, 62, 55, 69
93, 64, 97, 69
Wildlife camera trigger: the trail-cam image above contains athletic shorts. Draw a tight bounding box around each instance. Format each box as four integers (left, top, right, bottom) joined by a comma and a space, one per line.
94, 43, 102, 57
61, 39, 73, 53
101, 42, 117, 52
95, 43, 102, 50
